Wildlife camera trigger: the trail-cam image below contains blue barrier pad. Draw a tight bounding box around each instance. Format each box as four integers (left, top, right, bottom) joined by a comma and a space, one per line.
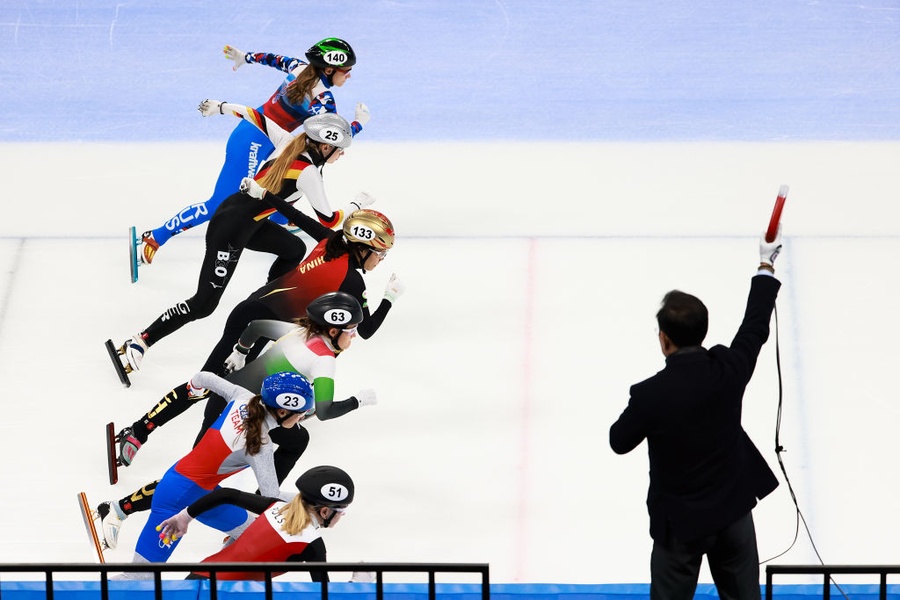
3, 581, 900, 599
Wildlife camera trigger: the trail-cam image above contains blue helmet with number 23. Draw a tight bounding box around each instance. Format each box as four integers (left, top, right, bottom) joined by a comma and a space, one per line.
260, 371, 314, 414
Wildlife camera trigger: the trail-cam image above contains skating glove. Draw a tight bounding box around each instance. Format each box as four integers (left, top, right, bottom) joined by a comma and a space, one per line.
350, 571, 376, 583
354, 102, 371, 127
223, 343, 250, 374
198, 99, 227, 117
760, 223, 783, 266
354, 389, 377, 408
156, 508, 193, 544
187, 378, 208, 400
350, 191, 376, 211
240, 176, 266, 200
383, 273, 405, 303
223, 45, 248, 71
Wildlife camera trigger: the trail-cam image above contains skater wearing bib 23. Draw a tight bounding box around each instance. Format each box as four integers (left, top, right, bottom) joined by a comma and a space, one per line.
116, 370, 314, 577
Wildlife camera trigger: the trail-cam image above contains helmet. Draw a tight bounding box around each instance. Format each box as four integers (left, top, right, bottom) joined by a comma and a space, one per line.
306, 292, 363, 329
305, 38, 356, 70
296, 465, 355, 507
260, 372, 314, 414
303, 113, 352, 149
343, 209, 395, 251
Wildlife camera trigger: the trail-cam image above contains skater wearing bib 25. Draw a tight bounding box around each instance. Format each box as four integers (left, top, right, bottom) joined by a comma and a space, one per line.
135, 38, 367, 267
108, 113, 375, 384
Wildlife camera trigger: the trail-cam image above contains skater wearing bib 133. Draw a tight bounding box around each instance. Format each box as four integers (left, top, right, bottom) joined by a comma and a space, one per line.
136, 38, 367, 266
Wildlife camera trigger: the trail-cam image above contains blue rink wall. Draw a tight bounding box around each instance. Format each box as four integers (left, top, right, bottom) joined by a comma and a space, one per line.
3, 582, 900, 600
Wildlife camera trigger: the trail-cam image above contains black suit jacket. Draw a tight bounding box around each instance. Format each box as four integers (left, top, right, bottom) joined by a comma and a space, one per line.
610, 275, 781, 544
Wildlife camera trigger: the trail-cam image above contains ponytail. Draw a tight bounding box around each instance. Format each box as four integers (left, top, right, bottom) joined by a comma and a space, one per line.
256, 134, 310, 192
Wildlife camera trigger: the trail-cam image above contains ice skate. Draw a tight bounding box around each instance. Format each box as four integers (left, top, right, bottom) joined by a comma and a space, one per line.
129, 227, 158, 283
117, 335, 148, 374
138, 230, 159, 265
76, 492, 106, 563
117, 426, 142, 467
95, 500, 127, 550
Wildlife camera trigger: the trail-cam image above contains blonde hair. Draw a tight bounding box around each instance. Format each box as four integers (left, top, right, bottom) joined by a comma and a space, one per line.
276, 494, 314, 535
256, 134, 312, 192
285, 65, 322, 106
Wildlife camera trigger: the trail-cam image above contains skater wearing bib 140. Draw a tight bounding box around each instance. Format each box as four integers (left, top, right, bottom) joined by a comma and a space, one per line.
609, 225, 784, 600
135, 38, 367, 267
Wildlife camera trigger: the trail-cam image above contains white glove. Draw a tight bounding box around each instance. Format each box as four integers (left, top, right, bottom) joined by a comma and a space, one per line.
350, 571, 376, 583
383, 273, 405, 303
355, 389, 377, 408
198, 99, 226, 117
156, 508, 193, 545
760, 224, 783, 266
223, 45, 248, 71
187, 378, 208, 400
223, 343, 250, 374
349, 191, 376, 211
240, 176, 266, 199
354, 102, 371, 127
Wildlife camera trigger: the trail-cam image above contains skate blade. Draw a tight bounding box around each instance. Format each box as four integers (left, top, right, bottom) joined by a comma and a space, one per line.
76, 492, 106, 563
129, 225, 139, 283
106, 422, 120, 485
104, 339, 131, 388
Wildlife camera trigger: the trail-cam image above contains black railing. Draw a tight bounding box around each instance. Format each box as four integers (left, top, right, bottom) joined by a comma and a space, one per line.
766, 564, 900, 600
0, 562, 490, 600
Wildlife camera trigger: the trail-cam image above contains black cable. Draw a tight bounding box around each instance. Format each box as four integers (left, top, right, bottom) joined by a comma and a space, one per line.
759, 304, 850, 599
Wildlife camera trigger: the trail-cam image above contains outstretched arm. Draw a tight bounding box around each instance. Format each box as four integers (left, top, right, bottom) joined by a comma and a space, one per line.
224, 320, 299, 374
309, 374, 376, 421
156, 488, 278, 542
223, 45, 303, 74
198, 99, 294, 148
239, 178, 334, 241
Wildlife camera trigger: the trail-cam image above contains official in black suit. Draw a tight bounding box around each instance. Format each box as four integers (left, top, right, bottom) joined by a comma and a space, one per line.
610, 227, 784, 600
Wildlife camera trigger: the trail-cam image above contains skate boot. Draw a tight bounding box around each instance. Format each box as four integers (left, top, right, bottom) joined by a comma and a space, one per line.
96, 500, 127, 550
138, 231, 159, 265
117, 426, 142, 466
116, 335, 148, 374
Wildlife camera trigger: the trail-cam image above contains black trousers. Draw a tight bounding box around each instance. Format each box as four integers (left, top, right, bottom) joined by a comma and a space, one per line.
650, 512, 761, 600
144, 207, 304, 345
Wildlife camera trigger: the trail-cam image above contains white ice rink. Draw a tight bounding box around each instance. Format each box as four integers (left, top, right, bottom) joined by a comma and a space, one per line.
2, 140, 900, 584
